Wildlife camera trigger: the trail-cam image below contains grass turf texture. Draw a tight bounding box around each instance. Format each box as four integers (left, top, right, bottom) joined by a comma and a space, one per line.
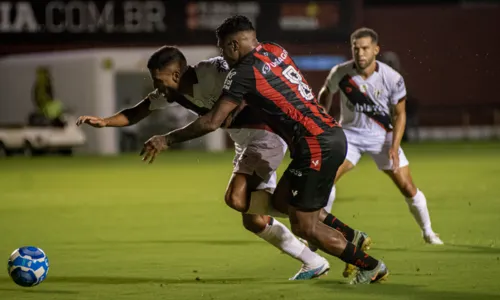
1, 142, 499, 300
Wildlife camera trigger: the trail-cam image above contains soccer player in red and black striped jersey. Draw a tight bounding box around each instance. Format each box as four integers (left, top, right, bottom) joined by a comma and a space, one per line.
140, 16, 388, 284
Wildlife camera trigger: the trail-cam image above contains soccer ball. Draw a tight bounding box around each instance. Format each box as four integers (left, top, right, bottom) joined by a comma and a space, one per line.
7, 246, 49, 287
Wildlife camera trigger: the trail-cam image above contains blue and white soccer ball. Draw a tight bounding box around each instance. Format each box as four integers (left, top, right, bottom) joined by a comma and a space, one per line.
7, 246, 49, 287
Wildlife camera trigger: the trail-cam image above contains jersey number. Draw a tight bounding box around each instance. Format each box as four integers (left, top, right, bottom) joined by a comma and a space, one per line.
282, 65, 314, 101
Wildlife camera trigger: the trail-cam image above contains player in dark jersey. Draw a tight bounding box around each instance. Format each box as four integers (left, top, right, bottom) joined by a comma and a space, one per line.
140, 16, 388, 284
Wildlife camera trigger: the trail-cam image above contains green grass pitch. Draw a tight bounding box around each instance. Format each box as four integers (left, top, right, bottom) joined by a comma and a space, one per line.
1, 142, 499, 300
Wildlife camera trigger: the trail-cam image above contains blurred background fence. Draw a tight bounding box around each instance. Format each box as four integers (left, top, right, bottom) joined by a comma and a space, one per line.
0, 0, 498, 155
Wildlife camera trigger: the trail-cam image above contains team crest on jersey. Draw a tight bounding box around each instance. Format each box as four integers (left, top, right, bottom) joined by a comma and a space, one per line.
215, 58, 229, 73
397, 77, 404, 88
262, 63, 271, 75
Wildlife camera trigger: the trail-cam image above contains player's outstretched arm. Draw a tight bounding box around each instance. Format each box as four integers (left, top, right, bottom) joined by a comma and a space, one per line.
76, 98, 151, 128
140, 97, 238, 164
164, 97, 238, 145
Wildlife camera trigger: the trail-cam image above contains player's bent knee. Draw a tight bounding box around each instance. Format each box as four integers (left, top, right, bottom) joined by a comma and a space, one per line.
224, 190, 248, 213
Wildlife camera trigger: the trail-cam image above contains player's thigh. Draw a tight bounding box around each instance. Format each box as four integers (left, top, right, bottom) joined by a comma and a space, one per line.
382, 165, 417, 198
225, 172, 263, 212
286, 129, 346, 212
271, 172, 293, 214
226, 136, 285, 210
339, 129, 363, 181
369, 140, 409, 171
232, 130, 287, 182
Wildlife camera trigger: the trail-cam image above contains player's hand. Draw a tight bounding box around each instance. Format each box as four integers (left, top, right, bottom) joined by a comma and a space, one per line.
76, 116, 107, 128
389, 147, 400, 173
140, 135, 168, 164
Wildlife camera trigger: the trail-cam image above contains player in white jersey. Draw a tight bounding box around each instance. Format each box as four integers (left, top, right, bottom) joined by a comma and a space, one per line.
76, 46, 372, 280
318, 28, 443, 245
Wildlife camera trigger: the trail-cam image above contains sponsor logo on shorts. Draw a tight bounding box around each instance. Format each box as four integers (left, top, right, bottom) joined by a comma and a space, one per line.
288, 169, 302, 177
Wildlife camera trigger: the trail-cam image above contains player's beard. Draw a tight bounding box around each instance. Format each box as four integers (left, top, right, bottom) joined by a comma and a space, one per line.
356, 56, 375, 71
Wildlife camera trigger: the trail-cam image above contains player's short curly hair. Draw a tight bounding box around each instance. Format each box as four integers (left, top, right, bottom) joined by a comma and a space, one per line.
350, 27, 379, 45
215, 15, 255, 41
147, 46, 187, 70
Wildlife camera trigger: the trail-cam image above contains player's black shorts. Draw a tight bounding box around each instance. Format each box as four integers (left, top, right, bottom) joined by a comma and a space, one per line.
285, 126, 347, 211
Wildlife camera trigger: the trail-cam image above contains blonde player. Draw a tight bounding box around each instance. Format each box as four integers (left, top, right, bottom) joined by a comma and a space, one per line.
318, 28, 443, 245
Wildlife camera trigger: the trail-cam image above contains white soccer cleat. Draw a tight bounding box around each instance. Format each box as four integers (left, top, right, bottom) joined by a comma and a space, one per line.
289, 257, 330, 280
424, 233, 444, 245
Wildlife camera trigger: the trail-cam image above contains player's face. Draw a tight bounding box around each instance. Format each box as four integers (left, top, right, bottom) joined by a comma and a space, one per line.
149, 65, 181, 97
218, 37, 239, 67
352, 37, 379, 69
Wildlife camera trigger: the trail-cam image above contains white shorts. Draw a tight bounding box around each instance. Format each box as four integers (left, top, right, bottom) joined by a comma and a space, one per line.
226, 128, 288, 193
343, 128, 409, 170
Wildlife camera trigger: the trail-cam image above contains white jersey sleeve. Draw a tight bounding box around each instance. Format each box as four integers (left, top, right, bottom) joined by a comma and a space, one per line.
195, 56, 230, 75
186, 56, 229, 110
324, 64, 341, 94
389, 72, 407, 105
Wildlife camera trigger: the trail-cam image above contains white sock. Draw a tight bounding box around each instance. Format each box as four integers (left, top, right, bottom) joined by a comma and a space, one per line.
324, 185, 336, 213
405, 189, 434, 236
256, 219, 321, 265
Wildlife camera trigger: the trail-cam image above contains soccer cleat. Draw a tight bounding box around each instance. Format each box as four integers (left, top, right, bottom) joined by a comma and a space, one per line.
349, 261, 389, 284
424, 233, 444, 245
289, 257, 330, 280
342, 231, 372, 278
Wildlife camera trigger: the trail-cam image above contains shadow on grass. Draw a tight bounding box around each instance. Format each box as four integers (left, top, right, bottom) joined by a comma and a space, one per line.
2, 276, 498, 299
0, 276, 257, 285
375, 243, 500, 255
0, 287, 79, 295
314, 281, 498, 300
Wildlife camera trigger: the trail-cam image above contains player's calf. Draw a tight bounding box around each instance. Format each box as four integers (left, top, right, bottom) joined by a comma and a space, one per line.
384, 166, 417, 198
319, 209, 356, 242
289, 208, 385, 281
289, 213, 319, 244
384, 167, 443, 244
242, 213, 269, 233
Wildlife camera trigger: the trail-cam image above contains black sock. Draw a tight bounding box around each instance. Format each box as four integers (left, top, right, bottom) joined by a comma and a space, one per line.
339, 242, 379, 271
323, 213, 356, 242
